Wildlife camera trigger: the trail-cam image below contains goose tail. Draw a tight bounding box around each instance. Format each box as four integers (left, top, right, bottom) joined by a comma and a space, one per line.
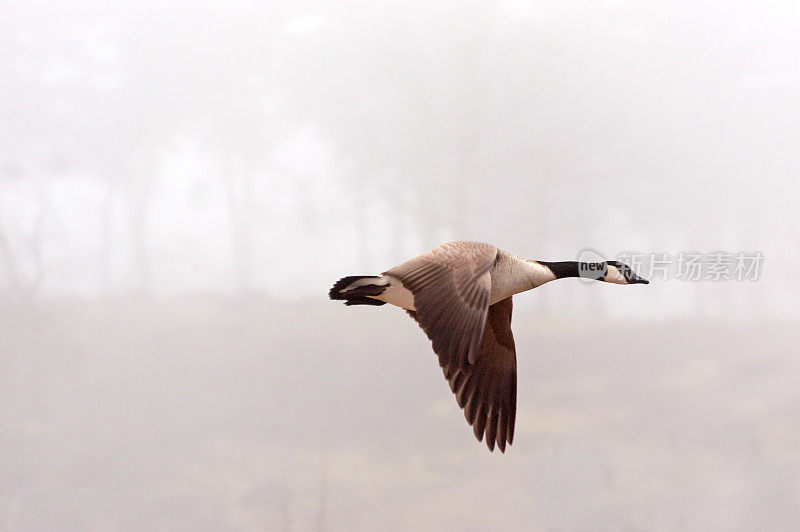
329, 276, 388, 306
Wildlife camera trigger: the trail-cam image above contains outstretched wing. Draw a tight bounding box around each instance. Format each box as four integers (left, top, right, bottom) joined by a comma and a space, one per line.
384, 241, 497, 368
408, 296, 517, 452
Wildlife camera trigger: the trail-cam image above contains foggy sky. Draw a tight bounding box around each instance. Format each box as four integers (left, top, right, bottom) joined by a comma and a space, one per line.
2, 1, 798, 317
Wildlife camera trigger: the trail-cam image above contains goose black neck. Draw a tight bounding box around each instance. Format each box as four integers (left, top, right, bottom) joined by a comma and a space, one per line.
537, 261, 606, 280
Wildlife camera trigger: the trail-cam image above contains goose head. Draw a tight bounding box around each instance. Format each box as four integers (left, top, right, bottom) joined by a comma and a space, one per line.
603, 261, 649, 285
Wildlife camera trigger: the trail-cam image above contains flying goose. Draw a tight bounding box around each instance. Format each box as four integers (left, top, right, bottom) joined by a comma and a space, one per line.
329, 241, 648, 452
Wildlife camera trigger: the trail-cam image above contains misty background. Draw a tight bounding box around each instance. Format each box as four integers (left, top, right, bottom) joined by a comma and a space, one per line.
2, 1, 799, 530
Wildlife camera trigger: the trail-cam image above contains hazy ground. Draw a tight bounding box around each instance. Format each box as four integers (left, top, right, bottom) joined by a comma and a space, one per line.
2, 297, 798, 531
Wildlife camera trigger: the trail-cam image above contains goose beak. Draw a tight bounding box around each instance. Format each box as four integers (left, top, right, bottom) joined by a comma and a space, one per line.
630, 277, 649, 285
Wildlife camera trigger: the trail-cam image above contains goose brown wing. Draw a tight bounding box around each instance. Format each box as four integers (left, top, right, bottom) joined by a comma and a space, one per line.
407, 296, 517, 452
384, 241, 497, 367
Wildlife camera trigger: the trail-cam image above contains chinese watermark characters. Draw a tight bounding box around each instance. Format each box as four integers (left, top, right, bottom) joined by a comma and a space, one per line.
612, 251, 763, 281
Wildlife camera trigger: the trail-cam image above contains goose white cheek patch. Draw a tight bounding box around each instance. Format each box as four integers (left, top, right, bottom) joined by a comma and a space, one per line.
604, 265, 627, 284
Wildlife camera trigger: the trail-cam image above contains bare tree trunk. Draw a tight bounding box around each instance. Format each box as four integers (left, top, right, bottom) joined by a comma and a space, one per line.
414, 184, 443, 247
0, 176, 48, 304
387, 189, 404, 266
448, 80, 483, 240
0, 222, 20, 300
352, 167, 369, 271
121, 153, 156, 297
535, 186, 553, 314
21, 180, 48, 303
450, 167, 471, 239
224, 155, 239, 291
240, 159, 255, 292
99, 174, 117, 293
130, 171, 153, 296
224, 154, 256, 293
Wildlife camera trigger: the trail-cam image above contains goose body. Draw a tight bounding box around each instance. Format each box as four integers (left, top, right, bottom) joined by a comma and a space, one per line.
329, 241, 648, 452
373, 250, 555, 310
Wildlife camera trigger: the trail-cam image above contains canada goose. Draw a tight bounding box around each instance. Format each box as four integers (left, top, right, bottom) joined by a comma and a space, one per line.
329, 241, 649, 452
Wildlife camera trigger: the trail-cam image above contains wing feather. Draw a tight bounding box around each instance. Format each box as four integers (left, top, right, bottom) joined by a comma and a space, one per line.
385, 241, 496, 368
406, 295, 517, 452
